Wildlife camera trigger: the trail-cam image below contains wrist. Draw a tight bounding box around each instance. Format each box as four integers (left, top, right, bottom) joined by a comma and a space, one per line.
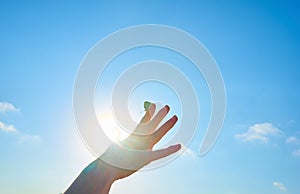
94, 158, 118, 183
65, 159, 116, 194
88, 158, 116, 194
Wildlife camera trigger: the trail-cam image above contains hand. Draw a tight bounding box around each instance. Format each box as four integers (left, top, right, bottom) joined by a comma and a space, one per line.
65, 103, 181, 194
100, 103, 181, 180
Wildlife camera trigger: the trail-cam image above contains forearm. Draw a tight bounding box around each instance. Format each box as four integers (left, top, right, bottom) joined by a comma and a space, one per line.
65, 159, 116, 194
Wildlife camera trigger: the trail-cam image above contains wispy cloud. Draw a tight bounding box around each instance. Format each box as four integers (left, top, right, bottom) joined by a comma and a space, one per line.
286, 136, 300, 145
0, 101, 41, 143
0, 102, 19, 114
18, 133, 42, 144
0, 121, 17, 132
0, 120, 41, 143
292, 149, 300, 157
273, 181, 287, 192
235, 123, 281, 143
286, 136, 300, 157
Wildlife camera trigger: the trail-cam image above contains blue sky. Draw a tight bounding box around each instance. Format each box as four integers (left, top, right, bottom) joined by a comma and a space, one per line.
1, 0, 300, 193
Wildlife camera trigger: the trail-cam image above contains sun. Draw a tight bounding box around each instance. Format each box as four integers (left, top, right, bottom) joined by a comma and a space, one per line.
97, 111, 129, 143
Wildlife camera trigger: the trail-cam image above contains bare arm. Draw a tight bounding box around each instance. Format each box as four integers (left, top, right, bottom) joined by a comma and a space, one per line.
65, 103, 181, 194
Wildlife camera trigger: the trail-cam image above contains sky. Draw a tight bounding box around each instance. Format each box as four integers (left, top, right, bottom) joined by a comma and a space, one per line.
0, 0, 300, 194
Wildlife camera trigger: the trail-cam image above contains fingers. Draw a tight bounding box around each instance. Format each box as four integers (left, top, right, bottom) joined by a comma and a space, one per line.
140, 103, 156, 124
133, 103, 156, 135
150, 144, 181, 161
151, 115, 178, 145
148, 105, 170, 132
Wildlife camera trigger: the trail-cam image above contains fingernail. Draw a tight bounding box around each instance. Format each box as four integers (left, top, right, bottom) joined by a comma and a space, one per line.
164, 105, 170, 111
172, 115, 178, 121
171, 144, 181, 150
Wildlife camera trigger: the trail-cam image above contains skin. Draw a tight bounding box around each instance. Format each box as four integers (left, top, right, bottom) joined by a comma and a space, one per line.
65, 103, 181, 194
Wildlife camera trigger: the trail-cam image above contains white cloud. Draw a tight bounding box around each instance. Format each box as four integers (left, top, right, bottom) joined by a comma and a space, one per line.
0, 102, 41, 143
0, 102, 19, 114
0, 121, 41, 143
273, 182, 287, 192
286, 136, 300, 144
235, 123, 281, 143
0, 121, 17, 132
292, 149, 300, 157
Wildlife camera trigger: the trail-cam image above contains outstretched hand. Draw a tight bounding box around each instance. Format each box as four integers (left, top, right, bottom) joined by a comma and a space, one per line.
65, 103, 181, 194
101, 103, 181, 180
